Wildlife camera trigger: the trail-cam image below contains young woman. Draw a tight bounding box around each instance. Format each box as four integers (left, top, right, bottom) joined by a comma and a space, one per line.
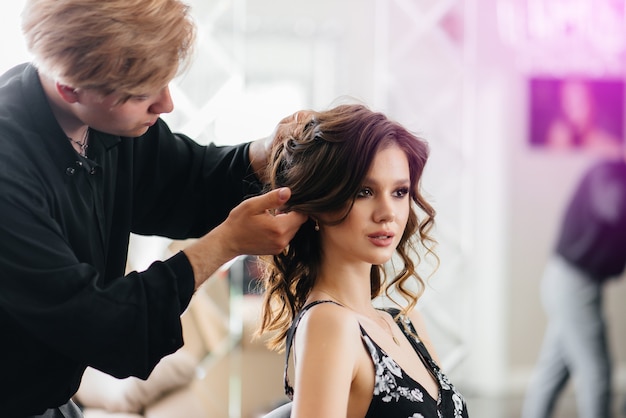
258, 104, 469, 417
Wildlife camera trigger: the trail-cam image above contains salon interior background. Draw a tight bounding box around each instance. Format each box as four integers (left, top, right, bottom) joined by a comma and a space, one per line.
2, 0, 626, 410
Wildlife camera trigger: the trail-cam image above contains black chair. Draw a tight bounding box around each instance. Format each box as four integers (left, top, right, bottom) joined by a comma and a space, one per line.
262, 401, 293, 418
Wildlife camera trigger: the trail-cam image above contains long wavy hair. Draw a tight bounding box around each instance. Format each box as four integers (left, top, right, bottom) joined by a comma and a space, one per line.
257, 104, 437, 351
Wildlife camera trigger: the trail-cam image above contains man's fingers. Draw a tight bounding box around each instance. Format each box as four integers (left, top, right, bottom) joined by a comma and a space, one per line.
271, 110, 316, 144
248, 187, 291, 215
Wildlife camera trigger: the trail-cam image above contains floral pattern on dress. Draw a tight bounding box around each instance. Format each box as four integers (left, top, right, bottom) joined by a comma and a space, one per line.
361, 316, 469, 418
434, 368, 466, 418
284, 301, 468, 418
363, 333, 426, 406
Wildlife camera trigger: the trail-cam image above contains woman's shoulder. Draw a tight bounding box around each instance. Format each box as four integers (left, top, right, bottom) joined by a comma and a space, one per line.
402, 307, 442, 366
296, 300, 362, 345
300, 300, 359, 326
405, 307, 426, 330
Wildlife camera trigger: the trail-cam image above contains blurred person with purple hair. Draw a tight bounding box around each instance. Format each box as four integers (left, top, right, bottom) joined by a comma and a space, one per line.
522, 155, 626, 418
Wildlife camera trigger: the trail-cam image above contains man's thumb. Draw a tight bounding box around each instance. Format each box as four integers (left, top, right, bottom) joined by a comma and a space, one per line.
276, 187, 291, 202
261, 187, 291, 213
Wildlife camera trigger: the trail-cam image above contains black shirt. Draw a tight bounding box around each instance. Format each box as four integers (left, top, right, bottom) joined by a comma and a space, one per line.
555, 159, 626, 282
0, 63, 259, 415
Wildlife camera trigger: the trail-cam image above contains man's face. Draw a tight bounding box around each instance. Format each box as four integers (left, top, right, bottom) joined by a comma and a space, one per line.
76, 86, 174, 137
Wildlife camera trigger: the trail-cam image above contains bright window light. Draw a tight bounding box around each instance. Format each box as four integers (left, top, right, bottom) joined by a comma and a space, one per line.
0, 1, 31, 74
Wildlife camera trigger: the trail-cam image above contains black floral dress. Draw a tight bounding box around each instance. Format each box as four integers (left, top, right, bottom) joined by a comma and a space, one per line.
283, 301, 469, 418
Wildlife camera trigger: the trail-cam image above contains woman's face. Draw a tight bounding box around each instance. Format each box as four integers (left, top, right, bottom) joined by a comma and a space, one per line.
319, 144, 411, 267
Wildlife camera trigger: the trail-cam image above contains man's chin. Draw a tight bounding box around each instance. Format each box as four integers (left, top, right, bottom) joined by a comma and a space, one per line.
91, 124, 150, 138
123, 126, 151, 138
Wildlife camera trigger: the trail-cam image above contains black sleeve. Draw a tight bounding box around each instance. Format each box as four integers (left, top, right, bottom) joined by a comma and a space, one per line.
130, 120, 262, 238
0, 168, 194, 378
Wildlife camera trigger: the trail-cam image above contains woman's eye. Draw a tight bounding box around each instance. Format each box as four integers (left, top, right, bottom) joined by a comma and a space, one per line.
357, 188, 373, 198
394, 187, 410, 198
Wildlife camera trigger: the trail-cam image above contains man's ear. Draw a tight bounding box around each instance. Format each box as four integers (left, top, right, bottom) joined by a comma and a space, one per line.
56, 82, 80, 104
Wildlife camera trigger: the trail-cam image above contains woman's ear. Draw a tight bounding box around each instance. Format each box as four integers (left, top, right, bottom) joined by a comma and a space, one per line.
56, 82, 80, 104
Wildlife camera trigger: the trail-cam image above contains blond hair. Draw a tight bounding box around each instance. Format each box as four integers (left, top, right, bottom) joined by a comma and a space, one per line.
21, 0, 195, 98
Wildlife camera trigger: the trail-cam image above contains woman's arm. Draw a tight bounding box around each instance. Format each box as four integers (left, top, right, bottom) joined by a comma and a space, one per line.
291, 303, 361, 418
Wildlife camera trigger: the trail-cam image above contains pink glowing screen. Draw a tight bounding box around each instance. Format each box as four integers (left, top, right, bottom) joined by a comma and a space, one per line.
529, 77, 624, 152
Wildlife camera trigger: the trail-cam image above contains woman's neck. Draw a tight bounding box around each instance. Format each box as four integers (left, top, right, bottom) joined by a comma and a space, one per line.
311, 264, 376, 315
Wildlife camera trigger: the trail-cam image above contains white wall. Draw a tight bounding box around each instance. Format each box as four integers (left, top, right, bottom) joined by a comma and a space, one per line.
0, 2, 30, 73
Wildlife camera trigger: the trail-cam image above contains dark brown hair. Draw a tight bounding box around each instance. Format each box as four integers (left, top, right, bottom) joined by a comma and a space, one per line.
258, 104, 437, 351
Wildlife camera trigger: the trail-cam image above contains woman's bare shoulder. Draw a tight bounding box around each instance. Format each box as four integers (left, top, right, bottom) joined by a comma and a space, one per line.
298, 301, 361, 339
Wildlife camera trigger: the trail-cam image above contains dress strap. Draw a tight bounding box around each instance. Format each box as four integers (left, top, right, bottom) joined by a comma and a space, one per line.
283, 300, 343, 400
383, 307, 438, 368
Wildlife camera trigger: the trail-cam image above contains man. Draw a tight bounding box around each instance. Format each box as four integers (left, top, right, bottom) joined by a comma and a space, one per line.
522, 157, 626, 418
0, 0, 306, 416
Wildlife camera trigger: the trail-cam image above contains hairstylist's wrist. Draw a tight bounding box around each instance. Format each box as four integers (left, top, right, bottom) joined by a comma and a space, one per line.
183, 225, 237, 290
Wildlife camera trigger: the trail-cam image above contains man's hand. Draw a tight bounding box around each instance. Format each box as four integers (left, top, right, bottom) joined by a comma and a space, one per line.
183, 187, 307, 289
249, 110, 315, 183
219, 187, 306, 256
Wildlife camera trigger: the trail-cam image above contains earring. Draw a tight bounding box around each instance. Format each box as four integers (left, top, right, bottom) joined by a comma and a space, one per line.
314, 220, 320, 231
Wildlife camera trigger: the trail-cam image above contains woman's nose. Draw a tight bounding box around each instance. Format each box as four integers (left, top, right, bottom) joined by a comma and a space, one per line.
374, 198, 396, 223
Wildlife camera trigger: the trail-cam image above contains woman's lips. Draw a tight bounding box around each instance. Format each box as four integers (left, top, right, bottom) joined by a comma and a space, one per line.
368, 232, 394, 247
